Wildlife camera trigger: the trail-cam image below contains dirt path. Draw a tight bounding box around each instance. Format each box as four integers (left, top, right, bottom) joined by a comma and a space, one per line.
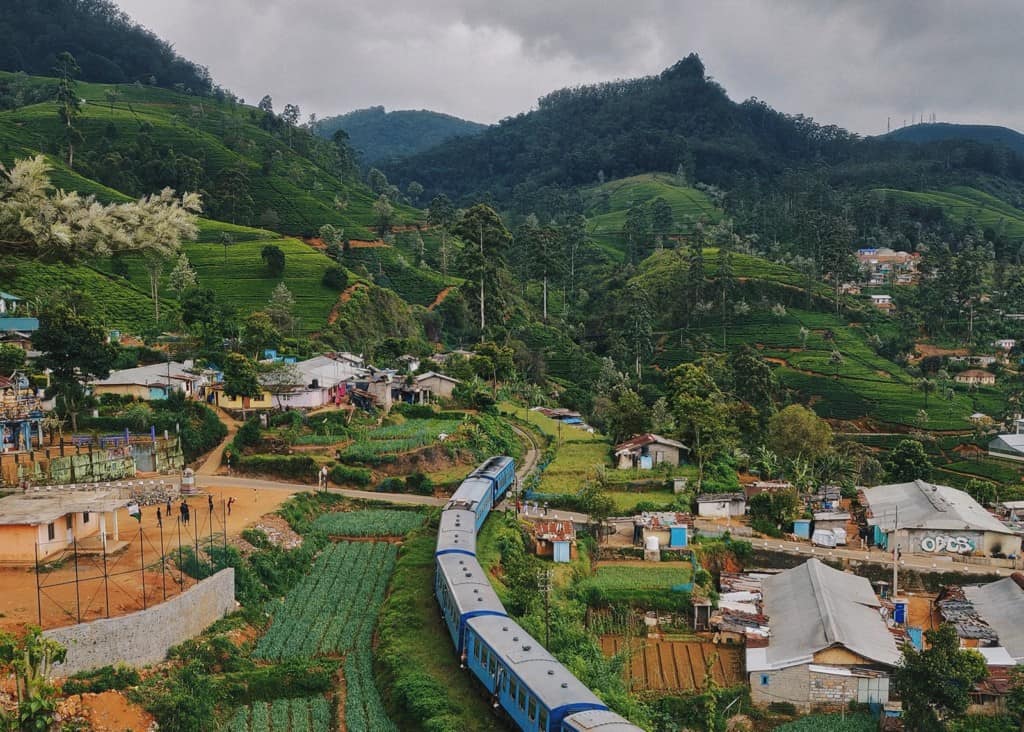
327, 283, 368, 325
427, 286, 454, 311
196, 407, 241, 477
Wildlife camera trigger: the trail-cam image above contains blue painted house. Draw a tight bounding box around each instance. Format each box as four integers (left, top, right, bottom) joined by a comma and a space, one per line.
0, 292, 38, 338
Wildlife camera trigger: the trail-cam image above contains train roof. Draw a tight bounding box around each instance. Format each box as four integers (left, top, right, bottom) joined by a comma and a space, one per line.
436, 509, 477, 555
467, 614, 604, 712
437, 554, 506, 616
447, 477, 493, 509
562, 710, 645, 731
472, 456, 514, 477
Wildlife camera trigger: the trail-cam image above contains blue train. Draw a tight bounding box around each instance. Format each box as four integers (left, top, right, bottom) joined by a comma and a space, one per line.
434, 456, 645, 732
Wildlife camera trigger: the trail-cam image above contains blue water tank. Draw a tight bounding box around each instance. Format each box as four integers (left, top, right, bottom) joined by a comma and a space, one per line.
670, 525, 688, 548
793, 519, 811, 539
893, 598, 907, 624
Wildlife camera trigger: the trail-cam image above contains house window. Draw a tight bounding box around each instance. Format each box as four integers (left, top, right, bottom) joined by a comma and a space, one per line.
82, 511, 90, 524
760, 674, 770, 686
47, 523, 55, 541
66, 515, 73, 530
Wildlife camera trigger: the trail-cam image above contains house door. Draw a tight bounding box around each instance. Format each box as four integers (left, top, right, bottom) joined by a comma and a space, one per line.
65, 514, 74, 544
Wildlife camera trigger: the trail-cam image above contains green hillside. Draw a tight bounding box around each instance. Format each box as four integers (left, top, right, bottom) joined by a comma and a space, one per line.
874, 186, 1024, 240
581, 173, 720, 257
0, 71, 420, 238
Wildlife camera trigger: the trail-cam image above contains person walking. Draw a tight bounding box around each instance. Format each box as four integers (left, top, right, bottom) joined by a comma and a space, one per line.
156, 506, 163, 528
543, 501, 549, 516
181, 500, 190, 526
208, 494, 214, 513
319, 465, 329, 491
227, 496, 235, 516
166, 497, 172, 516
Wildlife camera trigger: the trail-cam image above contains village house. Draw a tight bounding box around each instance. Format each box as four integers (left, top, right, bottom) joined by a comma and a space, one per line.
747, 559, 900, 710
613, 433, 688, 470
994, 339, 1017, 352
988, 419, 1024, 463
210, 384, 275, 412
856, 248, 920, 286
955, 369, 996, 386
0, 291, 39, 341
91, 361, 206, 401
862, 480, 1021, 557
530, 520, 576, 563
269, 354, 368, 410
743, 480, 793, 500
412, 371, 460, 401
0, 489, 130, 563
634, 511, 693, 550
696, 493, 746, 518
869, 294, 894, 311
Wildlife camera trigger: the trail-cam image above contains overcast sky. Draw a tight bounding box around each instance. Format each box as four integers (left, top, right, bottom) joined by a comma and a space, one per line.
115, 0, 1023, 135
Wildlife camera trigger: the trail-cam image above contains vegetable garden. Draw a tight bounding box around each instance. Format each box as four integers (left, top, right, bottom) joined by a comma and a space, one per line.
225, 696, 333, 732
311, 509, 425, 537
254, 541, 397, 660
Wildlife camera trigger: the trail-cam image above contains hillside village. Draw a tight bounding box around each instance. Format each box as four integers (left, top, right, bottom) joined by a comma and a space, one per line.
5, 3, 1024, 732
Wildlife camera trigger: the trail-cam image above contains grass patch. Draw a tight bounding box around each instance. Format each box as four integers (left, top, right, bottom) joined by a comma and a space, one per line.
773, 713, 876, 731
310, 509, 425, 537
540, 441, 612, 494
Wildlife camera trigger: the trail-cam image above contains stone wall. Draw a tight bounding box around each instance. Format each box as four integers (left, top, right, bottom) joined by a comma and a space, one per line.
45, 568, 235, 677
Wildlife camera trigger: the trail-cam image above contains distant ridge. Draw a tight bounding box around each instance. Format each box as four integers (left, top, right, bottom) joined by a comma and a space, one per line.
880, 122, 1024, 155
315, 106, 487, 166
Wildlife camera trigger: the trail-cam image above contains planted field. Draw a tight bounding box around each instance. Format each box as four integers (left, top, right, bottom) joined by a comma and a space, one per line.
600, 637, 743, 692
224, 696, 333, 732
875, 187, 1024, 241
339, 419, 457, 462
254, 541, 397, 660
311, 509, 425, 537
342, 244, 453, 307
944, 459, 1022, 484
499, 403, 604, 442
539, 441, 613, 494
586, 564, 693, 593
345, 640, 398, 732
773, 713, 875, 731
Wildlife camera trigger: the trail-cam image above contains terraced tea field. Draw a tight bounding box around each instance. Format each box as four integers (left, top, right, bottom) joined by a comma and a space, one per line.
225, 696, 333, 732
311, 509, 425, 537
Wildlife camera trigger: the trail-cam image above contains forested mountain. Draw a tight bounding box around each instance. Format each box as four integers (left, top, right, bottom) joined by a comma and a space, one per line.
385, 54, 1024, 218
881, 122, 1024, 156
314, 106, 486, 166
0, 0, 215, 94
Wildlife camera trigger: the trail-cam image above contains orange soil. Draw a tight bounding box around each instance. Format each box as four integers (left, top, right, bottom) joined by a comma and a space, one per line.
600, 636, 744, 691
915, 343, 969, 359
427, 286, 454, 311
0, 486, 297, 634
57, 691, 156, 732
327, 283, 368, 325
347, 239, 389, 248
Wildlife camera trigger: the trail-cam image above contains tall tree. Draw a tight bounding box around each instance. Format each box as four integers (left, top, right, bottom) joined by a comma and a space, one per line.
427, 193, 456, 281
168, 252, 198, 299
35, 304, 117, 430
895, 624, 987, 732
885, 439, 933, 482
562, 212, 586, 306
266, 282, 296, 334
453, 204, 512, 335
257, 94, 274, 115
373, 194, 394, 237
624, 204, 650, 264
527, 225, 563, 321
650, 197, 674, 248
54, 52, 82, 169
222, 352, 262, 399
686, 237, 705, 324
767, 404, 832, 461
260, 244, 285, 276
667, 363, 738, 487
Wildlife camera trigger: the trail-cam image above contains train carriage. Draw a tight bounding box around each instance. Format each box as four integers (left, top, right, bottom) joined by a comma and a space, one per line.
466, 615, 608, 732
471, 455, 516, 503
561, 710, 644, 732
447, 476, 495, 532
436, 508, 477, 556
435, 553, 506, 653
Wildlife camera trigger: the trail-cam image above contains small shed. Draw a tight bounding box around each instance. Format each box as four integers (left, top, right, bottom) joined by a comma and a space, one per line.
613, 433, 689, 469
532, 520, 576, 563
813, 511, 851, 532
697, 493, 746, 518
639, 512, 694, 550
793, 518, 812, 540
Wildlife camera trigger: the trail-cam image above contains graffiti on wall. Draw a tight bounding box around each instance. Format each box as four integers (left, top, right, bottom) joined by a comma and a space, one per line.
919, 535, 975, 554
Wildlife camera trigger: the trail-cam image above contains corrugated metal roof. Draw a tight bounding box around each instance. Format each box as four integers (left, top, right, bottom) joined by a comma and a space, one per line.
863, 480, 1013, 534
990, 434, 1024, 453
760, 559, 900, 669
0, 317, 39, 332
964, 575, 1024, 662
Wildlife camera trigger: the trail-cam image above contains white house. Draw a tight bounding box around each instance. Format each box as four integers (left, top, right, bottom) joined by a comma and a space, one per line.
696, 493, 746, 518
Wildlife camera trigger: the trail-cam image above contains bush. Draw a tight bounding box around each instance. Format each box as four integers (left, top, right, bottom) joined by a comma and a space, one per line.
377, 477, 405, 492
405, 472, 434, 495
322, 265, 348, 290
62, 664, 141, 695
329, 463, 372, 486
751, 518, 783, 538
768, 701, 798, 716
393, 402, 437, 420
234, 418, 261, 450
235, 455, 317, 481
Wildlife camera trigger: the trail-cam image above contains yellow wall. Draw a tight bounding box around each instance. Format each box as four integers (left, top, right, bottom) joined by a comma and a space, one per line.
0, 512, 103, 563
215, 391, 273, 410
93, 384, 151, 400
813, 646, 873, 665
0, 524, 39, 563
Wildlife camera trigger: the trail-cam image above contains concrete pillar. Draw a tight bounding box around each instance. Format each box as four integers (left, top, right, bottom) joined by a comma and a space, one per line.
100, 511, 107, 551
112, 509, 119, 542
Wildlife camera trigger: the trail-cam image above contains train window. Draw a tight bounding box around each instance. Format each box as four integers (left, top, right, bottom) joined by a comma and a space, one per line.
474, 639, 482, 662
538, 708, 548, 730
528, 697, 537, 722
488, 654, 497, 675
510, 678, 518, 700
518, 685, 526, 709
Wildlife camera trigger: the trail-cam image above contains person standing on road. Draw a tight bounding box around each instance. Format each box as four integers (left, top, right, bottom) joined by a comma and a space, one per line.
181, 500, 190, 526
227, 496, 235, 516
208, 494, 214, 514
320, 465, 329, 491
156, 506, 162, 528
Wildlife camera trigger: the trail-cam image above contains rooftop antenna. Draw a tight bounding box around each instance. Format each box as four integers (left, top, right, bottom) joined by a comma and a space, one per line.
887, 116, 891, 133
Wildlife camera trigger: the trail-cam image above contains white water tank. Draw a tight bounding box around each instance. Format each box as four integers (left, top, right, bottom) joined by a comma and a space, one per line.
645, 536, 660, 552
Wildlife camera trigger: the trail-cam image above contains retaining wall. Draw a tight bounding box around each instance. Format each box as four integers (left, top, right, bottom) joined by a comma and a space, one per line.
45, 568, 235, 676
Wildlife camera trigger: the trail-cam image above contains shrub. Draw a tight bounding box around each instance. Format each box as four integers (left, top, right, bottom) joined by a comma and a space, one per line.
405, 472, 434, 495
234, 418, 261, 450
329, 463, 372, 486
62, 664, 141, 695
322, 265, 348, 290
235, 454, 317, 481
377, 477, 405, 492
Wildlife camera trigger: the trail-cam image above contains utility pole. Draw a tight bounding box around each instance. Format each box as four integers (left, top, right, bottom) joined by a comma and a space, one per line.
891, 505, 900, 597
540, 569, 552, 647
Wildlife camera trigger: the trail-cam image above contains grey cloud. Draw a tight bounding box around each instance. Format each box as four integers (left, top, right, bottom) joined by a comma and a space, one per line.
116, 0, 1024, 134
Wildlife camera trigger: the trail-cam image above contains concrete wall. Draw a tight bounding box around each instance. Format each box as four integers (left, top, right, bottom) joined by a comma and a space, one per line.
45, 568, 235, 676
750, 664, 811, 708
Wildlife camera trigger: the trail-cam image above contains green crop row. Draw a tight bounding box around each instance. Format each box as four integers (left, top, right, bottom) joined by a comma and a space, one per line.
224, 695, 332, 732
254, 541, 397, 661
311, 509, 425, 537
